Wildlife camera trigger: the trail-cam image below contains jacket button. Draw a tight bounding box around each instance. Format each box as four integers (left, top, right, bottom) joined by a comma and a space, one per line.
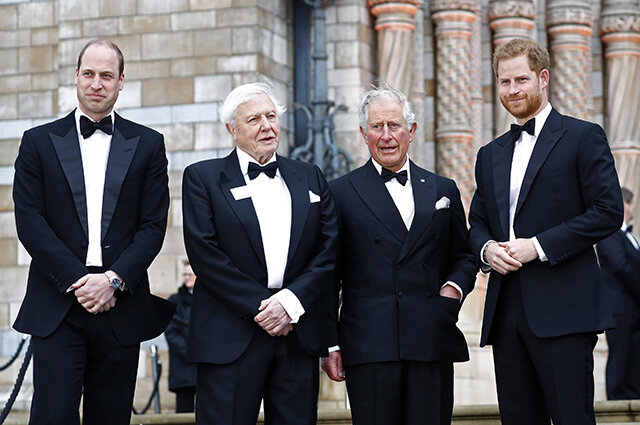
398, 291, 404, 298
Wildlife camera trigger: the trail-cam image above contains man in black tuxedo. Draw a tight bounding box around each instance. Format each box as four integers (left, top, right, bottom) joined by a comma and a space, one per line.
182, 82, 338, 425
597, 187, 640, 400
468, 38, 623, 424
12, 39, 175, 425
321, 87, 476, 425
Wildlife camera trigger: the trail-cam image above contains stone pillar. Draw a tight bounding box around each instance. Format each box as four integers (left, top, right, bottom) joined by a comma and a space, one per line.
431, 0, 477, 208
368, 0, 419, 94
600, 0, 640, 218
488, 0, 536, 136
546, 0, 594, 120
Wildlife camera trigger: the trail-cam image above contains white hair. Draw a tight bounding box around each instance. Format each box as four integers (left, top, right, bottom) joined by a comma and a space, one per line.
218, 82, 286, 127
358, 87, 416, 134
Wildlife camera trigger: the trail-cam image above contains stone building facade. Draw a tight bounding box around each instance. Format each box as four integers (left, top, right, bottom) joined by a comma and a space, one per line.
0, 0, 638, 412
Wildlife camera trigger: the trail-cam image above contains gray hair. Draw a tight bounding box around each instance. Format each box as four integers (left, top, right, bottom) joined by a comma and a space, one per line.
219, 82, 286, 127
358, 87, 416, 134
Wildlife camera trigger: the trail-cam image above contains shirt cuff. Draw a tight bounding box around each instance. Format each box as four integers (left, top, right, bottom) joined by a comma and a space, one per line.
480, 240, 496, 272
328, 345, 340, 353
531, 237, 547, 262
272, 288, 305, 323
441, 281, 463, 303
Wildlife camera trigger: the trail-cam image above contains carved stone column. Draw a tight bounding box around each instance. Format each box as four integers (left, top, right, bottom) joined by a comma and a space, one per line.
431, 0, 477, 208
601, 0, 640, 218
546, 0, 594, 120
488, 0, 536, 137
368, 0, 420, 94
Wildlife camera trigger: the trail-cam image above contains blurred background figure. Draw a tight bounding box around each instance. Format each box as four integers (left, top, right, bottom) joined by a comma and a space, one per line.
597, 187, 640, 400
165, 260, 197, 413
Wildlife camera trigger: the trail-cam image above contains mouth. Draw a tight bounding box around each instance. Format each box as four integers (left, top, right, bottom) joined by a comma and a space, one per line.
259, 136, 276, 143
380, 145, 398, 153
87, 93, 105, 101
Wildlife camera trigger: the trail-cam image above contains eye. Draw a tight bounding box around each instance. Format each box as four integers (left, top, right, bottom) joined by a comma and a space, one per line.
247, 116, 259, 125
389, 123, 400, 130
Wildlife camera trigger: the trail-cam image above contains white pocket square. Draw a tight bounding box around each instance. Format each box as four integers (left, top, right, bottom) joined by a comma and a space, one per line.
309, 190, 321, 203
435, 196, 450, 210
230, 185, 252, 201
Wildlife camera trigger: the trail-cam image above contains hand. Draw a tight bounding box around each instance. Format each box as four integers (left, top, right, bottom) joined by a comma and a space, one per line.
485, 241, 522, 275
500, 238, 539, 265
321, 351, 345, 382
73, 273, 117, 314
254, 297, 292, 336
439, 284, 461, 300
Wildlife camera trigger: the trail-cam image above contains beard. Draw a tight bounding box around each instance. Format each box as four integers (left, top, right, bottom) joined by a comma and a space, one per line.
500, 88, 543, 120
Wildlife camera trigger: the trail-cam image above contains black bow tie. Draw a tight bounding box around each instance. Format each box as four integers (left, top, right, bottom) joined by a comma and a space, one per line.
80, 115, 113, 139
510, 118, 535, 142
626, 225, 633, 234
248, 161, 278, 180
381, 168, 408, 186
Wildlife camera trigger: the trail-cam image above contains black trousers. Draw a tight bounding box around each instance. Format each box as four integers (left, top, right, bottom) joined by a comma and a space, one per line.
30, 301, 139, 425
491, 272, 597, 425
175, 387, 196, 413
195, 329, 318, 425
345, 360, 454, 425
605, 314, 640, 400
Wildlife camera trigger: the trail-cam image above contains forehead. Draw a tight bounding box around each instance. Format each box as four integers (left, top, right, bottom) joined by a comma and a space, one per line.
79, 44, 120, 72
367, 99, 405, 122
236, 93, 276, 117
497, 55, 533, 78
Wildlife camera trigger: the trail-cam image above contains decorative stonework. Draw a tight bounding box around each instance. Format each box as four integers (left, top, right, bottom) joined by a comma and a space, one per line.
601, 0, 640, 221
368, 0, 419, 93
547, 0, 594, 120
431, 0, 477, 207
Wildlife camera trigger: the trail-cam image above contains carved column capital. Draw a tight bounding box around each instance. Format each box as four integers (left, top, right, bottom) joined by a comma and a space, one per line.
600, 2, 640, 57
547, 0, 594, 41
488, 0, 536, 20
368, 0, 420, 31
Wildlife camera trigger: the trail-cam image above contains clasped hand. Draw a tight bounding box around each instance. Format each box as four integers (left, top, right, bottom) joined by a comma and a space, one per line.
486, 238, 538, 275
72, 273, 117, 314
254, 297, 293, 337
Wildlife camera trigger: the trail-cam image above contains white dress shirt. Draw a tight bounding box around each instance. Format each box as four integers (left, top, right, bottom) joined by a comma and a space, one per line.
481, 103, 552, 267
622, 223, 640, 251
236, 149, 305, 323
75, 108, 115, 267
371, 159, 414, 230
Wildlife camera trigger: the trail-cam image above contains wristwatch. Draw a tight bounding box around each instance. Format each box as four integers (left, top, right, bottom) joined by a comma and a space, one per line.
105, 270, 125, 291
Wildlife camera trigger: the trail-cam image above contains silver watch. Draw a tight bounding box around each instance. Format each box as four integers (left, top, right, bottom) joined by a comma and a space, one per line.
105, 270, 125, 291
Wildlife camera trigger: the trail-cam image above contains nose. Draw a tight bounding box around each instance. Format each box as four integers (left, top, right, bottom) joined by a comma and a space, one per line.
258, 114, 271, 131
90, 76, 102, 90
381, 124, 392, 140
508, 82, 519, 96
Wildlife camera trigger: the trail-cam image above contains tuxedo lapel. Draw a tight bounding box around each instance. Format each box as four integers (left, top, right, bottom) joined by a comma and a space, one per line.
515, 108, 566, 218
492, 133, 514, 240
50, 114, 88, 239
350, 160, 408, 243
278, 156, 309, 266
220, 150, 266, 269
101, 116, 139, 239
398, 163, 435, 262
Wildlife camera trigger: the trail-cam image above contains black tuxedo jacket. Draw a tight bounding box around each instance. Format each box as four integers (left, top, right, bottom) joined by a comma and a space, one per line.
329, 160, 476, 365
182, 149, 338, 364
469, 107, 623, 346
12, 110, 175, 345
597, 229, 640, 317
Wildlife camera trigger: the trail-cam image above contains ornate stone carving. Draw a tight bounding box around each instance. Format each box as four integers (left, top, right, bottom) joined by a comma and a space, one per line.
488, 1, 536, 20
368, 0, 420, 93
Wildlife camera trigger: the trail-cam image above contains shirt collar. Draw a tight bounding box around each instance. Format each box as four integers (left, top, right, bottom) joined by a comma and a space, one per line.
371, 157, 411, 180
622, 222, 630, 232
75, 107, 116, 138
236, 148, 278, 178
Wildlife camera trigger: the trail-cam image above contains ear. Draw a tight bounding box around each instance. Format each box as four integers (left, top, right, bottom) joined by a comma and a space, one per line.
118, 73, 125, 91
226, 123, 236, 139
359, 126, 368, 142
75, 68, 79, 86
408, 122, 417, 142
539, 69, 549, 90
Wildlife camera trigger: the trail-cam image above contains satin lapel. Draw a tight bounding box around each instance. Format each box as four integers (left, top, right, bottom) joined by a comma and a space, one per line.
515, 109, 566, 218
350, 160, 408, 243
278, 156, 308, 265
101, 123, 139, 239
492, 133, 514, 241
220, 150, 266, 269
50, 121, 88, 238
398, 163, 435, 263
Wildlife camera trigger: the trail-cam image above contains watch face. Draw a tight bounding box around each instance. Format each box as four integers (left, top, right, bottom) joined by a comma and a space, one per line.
110, 278, 121, 289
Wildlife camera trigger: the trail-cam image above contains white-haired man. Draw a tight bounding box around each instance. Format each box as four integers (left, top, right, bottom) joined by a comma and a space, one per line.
182, 82, 339, 425
322, 87, 476, 425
